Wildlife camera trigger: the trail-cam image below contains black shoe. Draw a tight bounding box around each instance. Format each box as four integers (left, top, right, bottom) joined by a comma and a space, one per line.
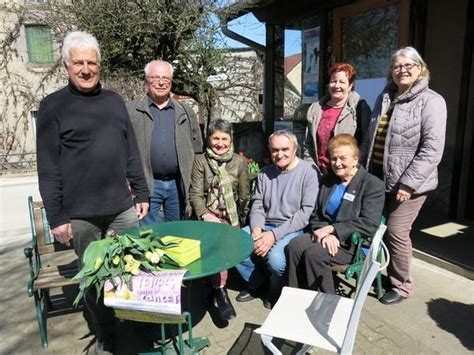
236, 290, 255, 302
87, 337, 114, 355
380, 290, 406, 305
263, 299, 272, 310
214, 287, 236, 321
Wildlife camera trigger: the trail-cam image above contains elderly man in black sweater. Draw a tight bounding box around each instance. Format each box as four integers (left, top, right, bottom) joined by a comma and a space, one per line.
36, 31, 149, 353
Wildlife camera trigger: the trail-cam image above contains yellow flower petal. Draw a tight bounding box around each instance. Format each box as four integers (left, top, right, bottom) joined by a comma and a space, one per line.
94, 257, 103, 270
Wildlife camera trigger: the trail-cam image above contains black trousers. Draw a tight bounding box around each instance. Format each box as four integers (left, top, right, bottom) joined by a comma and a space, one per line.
287, 233, 354, 294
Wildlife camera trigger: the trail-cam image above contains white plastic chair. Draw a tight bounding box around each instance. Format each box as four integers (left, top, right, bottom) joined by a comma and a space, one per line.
255, 224, 388, 355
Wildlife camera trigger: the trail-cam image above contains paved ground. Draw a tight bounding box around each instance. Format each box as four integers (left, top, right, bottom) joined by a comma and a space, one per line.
1, 232, 473, 354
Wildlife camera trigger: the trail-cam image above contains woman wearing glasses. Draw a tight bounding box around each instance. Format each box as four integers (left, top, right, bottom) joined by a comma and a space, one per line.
362, 46, 447, 305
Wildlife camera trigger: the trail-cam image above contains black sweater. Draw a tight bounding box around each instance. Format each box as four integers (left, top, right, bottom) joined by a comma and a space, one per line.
36, 83, 149, 228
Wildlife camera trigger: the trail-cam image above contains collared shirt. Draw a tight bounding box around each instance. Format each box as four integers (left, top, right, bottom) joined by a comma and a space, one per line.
284, 157, 299, 171
149, 96, 179, 178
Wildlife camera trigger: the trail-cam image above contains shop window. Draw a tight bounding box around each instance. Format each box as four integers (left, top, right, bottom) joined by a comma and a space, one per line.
333, 0, 410, 108
25, 25, 54, 64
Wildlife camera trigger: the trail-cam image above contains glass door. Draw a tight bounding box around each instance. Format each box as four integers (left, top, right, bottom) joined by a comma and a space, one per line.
333, 0, 411, 108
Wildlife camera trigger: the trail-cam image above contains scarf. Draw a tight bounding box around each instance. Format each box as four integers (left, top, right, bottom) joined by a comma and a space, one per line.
205, 145, 239, 227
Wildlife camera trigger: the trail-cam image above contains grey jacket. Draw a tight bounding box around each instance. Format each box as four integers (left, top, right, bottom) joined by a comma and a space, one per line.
361, 77, 447, 194
302, 91, 371, 164
127, 95, 203, 214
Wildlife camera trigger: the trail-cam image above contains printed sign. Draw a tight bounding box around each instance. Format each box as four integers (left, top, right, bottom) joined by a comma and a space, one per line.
104, 269, 187, 315
303, 27, 320, 103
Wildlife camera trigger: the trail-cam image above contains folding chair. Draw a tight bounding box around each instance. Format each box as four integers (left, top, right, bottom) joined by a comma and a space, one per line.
255, 224, 389, 354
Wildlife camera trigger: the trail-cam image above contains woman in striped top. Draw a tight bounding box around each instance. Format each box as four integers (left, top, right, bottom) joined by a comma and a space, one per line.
362, 47, 447, 305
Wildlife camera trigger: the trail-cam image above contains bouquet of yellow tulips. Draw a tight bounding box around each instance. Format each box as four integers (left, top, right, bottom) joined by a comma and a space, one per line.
72, 228, 179, 307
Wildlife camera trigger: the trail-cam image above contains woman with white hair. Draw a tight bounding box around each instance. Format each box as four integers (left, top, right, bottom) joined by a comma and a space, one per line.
362, 46, 447, 305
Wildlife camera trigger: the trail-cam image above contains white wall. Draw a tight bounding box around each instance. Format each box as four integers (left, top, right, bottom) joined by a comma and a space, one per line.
0, 174, 41, 236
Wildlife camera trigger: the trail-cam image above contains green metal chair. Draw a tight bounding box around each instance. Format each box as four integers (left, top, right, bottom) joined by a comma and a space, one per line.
332, 218, 387, 299
24, 196, 79, 348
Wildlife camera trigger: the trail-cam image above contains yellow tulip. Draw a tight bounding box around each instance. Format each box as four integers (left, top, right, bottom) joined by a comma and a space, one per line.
154, 249, 165, 257
131, 266, 140, 276
124, 263, 133, 273
112, 255, 120, 265
124, 254, 134, 263
94, 257, 103, 270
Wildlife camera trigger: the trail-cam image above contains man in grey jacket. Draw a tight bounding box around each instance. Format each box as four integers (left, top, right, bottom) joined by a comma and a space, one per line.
128, 60, 203, 224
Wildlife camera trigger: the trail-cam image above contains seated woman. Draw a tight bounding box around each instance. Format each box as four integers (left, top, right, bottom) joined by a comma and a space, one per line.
189, 119, 250, 321
287, 134, 384, 294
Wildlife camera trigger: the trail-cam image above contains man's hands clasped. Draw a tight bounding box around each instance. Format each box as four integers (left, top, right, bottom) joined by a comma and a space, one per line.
252, 227, 276, 257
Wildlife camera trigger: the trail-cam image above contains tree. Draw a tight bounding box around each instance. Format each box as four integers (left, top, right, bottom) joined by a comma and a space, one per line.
0, 0, 261, 171
32, 0, 237, 121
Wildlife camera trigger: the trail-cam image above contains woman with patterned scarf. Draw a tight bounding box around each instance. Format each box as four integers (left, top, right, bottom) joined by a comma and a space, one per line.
189, 119, 250, 321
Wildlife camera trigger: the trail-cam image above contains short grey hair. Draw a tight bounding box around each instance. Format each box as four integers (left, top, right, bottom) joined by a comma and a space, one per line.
207, 119, 233, 140
62, 31, 101, 66
388, 46, 430, 82
269, 130, 299, 150
144, 60, 174, 79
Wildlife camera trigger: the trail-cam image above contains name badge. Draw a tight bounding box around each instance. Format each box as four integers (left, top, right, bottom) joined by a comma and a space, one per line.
343, 192, 355, 202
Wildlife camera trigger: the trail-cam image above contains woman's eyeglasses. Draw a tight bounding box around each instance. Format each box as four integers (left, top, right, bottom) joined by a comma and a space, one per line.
392, 63, 418, 73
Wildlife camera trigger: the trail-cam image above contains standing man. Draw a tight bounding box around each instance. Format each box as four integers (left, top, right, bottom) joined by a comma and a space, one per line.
36, 31, 149, 353
236, 130, 319, 308
128, 60, 203, 224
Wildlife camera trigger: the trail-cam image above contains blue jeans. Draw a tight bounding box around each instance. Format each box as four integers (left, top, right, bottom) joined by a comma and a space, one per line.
141, 178, 182, 226
236, 225, 304, 301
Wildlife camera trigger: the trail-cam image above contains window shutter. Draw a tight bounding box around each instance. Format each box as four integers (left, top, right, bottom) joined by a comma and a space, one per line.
25, 25, 53, 64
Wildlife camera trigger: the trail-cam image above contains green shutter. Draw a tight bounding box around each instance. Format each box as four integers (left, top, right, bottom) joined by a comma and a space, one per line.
25, 26, 53, 64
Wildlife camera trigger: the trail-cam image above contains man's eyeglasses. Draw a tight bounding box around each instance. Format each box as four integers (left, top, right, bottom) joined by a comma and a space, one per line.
147, 76, 172, 84
392, 63, 418, 73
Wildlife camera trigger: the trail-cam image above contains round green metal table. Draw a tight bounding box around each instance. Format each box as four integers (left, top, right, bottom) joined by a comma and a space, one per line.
122, 220, 253, 354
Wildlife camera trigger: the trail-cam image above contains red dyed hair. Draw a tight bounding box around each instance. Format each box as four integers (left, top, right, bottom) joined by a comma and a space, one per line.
329, 63, 357, 85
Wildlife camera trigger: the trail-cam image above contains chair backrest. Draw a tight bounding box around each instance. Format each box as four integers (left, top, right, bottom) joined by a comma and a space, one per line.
340, 257, 380, 354
340, 223, 386, 354
28, 196, 71, 254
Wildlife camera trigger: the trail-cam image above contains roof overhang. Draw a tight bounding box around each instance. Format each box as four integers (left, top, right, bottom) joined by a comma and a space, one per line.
224, 0, 354, 27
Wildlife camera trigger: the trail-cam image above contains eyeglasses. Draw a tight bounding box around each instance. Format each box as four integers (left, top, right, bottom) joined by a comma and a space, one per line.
147, 76, 172, 84
392, 63, 418, 73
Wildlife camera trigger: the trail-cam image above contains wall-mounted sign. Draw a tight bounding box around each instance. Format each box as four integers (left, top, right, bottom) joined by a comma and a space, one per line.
302, 27, 320, 104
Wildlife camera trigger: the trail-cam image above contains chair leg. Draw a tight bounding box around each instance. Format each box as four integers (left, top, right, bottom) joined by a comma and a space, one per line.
43, 289, 53, 311
34, 291, 48, 348
296, 344, 312, 354
375, 271, 384, 299
261, 334, 283, 355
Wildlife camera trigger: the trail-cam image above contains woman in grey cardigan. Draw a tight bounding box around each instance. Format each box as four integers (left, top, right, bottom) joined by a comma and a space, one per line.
302, 63, 371, 175
362, 47, 447, 305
